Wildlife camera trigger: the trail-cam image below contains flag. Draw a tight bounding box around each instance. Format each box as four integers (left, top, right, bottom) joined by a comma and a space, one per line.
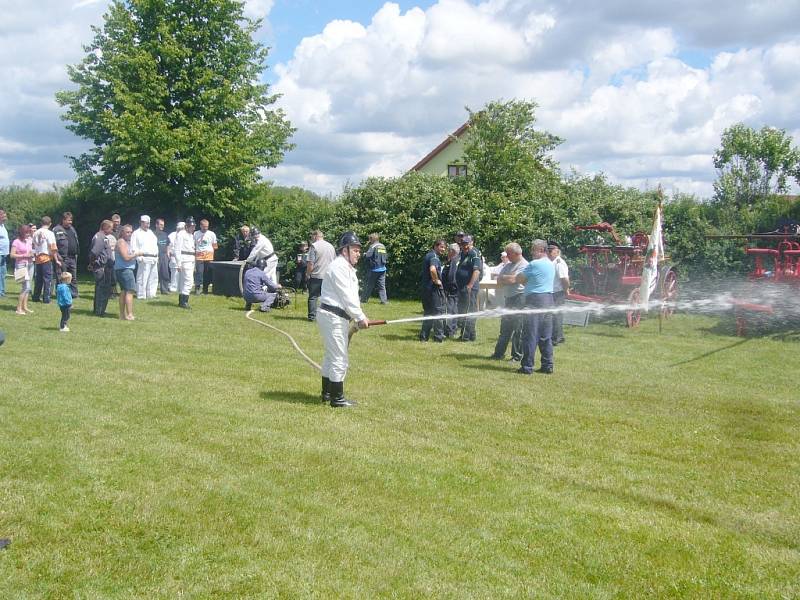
639, 201, 664, 311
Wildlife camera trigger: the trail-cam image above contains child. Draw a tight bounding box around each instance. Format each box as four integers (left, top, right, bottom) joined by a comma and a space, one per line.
57, 272, 74, 332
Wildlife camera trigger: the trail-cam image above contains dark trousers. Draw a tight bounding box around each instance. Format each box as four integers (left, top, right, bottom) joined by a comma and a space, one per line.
294, 269, 307, 292
93, 265, 114, 316
420, 286, 446, 341
520, 293, 554, 373
60, 305, 71, 329
55, 256, 79, 297
552, 290, 566, 343
493, 293, 525, 360
195, 261, 212, 292
361, 270, 387, 303
158, 254, 171, 293
445, 292, 459, 337
33, 261, 54, 303
457, 285, 479, 341
307, 277, 323, 321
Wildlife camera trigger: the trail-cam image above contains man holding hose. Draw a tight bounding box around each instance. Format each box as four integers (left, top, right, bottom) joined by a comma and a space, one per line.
318, 231, 370, 408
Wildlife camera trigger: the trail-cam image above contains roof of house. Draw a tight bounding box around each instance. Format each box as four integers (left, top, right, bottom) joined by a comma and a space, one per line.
409, 121, 470, 172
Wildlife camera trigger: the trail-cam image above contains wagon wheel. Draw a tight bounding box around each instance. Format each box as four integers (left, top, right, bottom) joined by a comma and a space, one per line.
660, 269, 678, 319
626, 287, 642, 328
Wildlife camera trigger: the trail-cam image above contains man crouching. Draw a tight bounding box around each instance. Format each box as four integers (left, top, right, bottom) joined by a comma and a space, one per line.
243, 257, 282, 311
318, 231, 369, 408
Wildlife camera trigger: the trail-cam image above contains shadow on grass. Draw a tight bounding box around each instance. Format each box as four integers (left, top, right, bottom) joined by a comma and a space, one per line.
701, 314, 800, 342
581, 329, 626, 338
259, 390, 321, 406
670, 338, 750, 366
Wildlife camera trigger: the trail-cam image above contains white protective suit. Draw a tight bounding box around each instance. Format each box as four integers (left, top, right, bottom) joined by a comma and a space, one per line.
130, 227, 159, 299
317, 255, 367, 383
246, 234, 279, 283
173, 228, 196, 296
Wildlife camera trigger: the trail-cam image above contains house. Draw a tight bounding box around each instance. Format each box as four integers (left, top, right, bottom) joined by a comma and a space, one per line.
408, 121, 469, 178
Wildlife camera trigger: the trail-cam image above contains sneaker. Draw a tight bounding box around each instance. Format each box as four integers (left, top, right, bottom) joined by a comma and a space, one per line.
536, 367, 554, 374
60, 326, 70, 332
516, 367, 532, 375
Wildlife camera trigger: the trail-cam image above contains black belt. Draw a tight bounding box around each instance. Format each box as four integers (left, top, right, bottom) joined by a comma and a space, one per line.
320, 303, 350, 320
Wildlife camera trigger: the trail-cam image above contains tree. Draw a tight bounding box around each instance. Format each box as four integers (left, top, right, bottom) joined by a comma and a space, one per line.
462, 99, 563, 193
713, 123, 800, 208
56, 0, 294, 221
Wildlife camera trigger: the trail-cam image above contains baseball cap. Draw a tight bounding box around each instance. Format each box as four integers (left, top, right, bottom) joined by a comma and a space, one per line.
140, 215, 151, 223
547, 240, 560, 250
461, 235, 473, 244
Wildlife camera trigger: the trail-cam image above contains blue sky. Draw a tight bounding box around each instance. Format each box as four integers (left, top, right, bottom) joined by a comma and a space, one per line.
1, 0, 799, 198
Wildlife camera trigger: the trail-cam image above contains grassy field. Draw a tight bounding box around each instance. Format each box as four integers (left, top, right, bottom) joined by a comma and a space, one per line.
1, 285, 798, 598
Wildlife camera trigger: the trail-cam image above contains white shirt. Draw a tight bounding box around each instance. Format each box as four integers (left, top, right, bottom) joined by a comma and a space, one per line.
173, 229, 196, 263
130, 228, 159, 260
552, 255, 569, 293
194, 230, 218, 259
32, 227, 56, 256
320, 255, 365, 322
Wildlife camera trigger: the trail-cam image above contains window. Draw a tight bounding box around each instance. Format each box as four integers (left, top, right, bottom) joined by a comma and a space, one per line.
448, 164, 467, 178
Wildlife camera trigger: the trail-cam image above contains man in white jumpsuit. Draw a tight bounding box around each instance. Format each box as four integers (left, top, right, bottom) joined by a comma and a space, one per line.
168, 222, 184, 292
173, 217, 196, 309
246, 227, 279, 283
318, 231, 369, 408
130, 215, 159, 299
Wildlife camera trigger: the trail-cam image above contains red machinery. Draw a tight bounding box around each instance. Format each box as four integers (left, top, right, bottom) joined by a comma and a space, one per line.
707, 221, 800, 335
568, 222, 678, 327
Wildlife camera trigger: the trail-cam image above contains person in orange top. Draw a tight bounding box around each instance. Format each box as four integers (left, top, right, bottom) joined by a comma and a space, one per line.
31, 216, 62, 304
193, 219, 218, 294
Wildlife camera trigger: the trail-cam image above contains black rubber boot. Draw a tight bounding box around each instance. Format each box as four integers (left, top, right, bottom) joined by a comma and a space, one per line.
329, 381, 356, 408
244, 302, 252, 311
321, 377, 331, 403
178, 294, 190, 309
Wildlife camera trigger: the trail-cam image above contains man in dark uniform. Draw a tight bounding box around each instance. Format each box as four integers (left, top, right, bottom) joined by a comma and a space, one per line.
419, 239, 447, 342
89, 219, 115, 316
243, 257, 282, 311
455, 235, 482, 341
361, 233, 388, 303
294, 241, 309, 291
155, 218, 171, 294
52, 211, 79, 297
440, 242, 461, 338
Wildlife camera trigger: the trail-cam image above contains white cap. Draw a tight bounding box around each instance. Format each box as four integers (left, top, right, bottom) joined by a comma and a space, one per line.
140, 215, 151, 222
176, 221, 185, 231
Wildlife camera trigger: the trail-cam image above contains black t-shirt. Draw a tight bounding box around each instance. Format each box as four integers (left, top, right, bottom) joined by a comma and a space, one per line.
421, 250, 441, 289
155, 229, 169, 256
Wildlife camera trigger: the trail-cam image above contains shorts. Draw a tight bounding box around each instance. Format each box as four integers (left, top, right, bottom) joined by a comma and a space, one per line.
115, 268, 136, 292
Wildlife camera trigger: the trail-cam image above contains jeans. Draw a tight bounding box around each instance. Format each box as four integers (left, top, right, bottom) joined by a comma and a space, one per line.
361, 270, 387, 303
60, 305, 71, 329
307, 277, 323, 321
33, 261, 54, 303
493, 293, 525, 360
520, 292, 554, 373
194, 260, 212, 292
0, 254, 7, 296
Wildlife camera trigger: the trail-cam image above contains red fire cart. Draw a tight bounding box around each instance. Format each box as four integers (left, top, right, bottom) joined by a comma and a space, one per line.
568, 222, 678, 327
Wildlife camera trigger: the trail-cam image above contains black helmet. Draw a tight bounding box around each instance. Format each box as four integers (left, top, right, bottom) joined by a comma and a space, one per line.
255, 257, 268, 269
338, 231, 362, 250
185, 216, 196, 226
250, 226, 261, 237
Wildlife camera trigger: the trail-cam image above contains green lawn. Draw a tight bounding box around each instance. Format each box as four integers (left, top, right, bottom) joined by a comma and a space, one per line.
1, 287, 798, 598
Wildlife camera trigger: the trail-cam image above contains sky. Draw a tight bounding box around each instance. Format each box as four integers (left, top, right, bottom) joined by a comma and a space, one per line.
1, 0, 799, 199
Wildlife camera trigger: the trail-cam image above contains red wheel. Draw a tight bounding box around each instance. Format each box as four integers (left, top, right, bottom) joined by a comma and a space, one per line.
626, 288, 642, 328
660, 269, 678, 319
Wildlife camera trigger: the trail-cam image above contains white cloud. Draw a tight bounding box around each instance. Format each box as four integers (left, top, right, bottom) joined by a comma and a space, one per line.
270, 1, 800, 198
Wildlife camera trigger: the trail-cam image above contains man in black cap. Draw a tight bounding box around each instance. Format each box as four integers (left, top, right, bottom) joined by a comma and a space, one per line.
52, 211, 79, 297
548, 241, 570, 345
455, 235, 482, 341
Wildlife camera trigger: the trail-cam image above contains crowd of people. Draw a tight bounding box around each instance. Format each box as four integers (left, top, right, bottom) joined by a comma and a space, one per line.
419, 232, 569, 375
2, 205, 569, 385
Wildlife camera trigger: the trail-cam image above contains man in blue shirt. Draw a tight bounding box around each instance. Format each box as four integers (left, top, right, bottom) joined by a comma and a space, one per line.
515, 239, 556, 374
0, 209, 9, 297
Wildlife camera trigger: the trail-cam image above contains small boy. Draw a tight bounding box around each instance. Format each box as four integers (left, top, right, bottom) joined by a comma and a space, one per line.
57, 272, 74, 332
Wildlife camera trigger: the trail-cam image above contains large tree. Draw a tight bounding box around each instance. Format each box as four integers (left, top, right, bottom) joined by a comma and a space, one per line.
56, 0, 294, 220
713, 123, 800, 208
462, 99, 562, 193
